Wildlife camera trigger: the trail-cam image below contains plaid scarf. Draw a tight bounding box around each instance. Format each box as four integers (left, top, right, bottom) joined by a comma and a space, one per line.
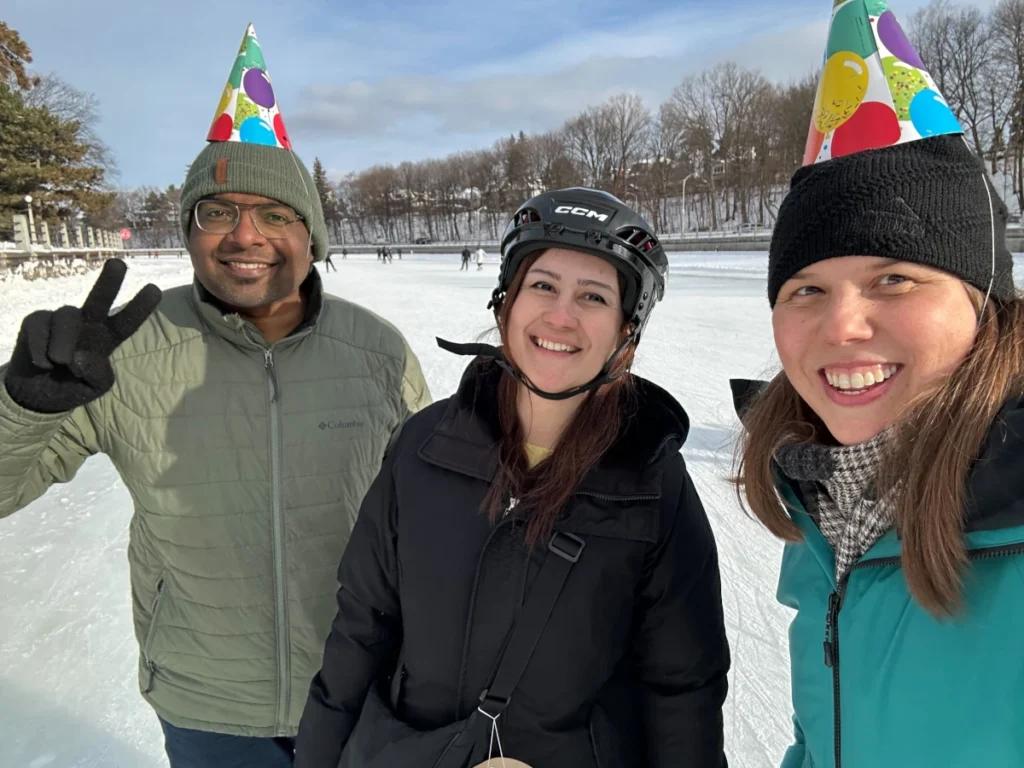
775, 432, 895, 583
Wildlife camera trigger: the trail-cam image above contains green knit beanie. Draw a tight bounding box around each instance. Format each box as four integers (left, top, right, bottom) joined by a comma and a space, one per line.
180, 141, 329, 262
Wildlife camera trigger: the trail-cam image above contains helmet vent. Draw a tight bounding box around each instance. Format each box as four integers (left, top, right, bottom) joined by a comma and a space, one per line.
513, 208, 542, 227
616, 226, 658, 253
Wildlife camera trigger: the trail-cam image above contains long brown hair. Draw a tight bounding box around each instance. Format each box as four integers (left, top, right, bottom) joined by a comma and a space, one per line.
483, 251, 637, 546
734, 290, 1024, 616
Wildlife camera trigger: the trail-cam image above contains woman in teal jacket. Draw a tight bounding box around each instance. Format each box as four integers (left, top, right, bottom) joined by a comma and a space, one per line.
733, 4, 1024, 766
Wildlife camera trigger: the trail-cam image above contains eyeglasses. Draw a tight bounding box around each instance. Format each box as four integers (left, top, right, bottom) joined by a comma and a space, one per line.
193, 199, 306, 239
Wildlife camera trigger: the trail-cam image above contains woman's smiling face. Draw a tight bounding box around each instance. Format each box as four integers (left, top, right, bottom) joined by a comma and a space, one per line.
506, 248, 625, 394
772, 256, 978, 445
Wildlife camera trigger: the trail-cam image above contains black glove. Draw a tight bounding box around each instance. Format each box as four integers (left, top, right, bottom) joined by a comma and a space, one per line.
4, 259, 162, 414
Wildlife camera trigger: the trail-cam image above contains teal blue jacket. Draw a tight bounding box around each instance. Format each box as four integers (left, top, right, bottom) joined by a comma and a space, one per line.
730, 383, 1024, 768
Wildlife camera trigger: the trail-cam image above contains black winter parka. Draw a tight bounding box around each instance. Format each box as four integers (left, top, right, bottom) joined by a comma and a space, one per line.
295, 359, 730, 768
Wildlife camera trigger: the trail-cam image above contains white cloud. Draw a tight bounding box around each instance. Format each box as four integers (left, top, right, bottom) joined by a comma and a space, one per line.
289, 12, 830, 142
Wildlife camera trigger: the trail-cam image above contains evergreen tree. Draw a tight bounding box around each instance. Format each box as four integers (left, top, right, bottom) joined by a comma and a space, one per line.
0, 83, 114, 218
312, 157, 339, 237
312, 157, 333, 213
0, 22, 38, 91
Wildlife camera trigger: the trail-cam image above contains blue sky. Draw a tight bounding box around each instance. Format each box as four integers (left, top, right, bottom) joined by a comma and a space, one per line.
4, 0, 992, 188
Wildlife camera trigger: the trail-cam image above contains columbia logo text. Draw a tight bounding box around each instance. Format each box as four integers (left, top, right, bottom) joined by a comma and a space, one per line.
554, 205, 609, 222
319, 419, 364, 430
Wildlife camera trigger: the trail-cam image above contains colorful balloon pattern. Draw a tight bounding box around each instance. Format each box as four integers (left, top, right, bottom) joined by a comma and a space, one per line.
814, 51, 869, 133
803, 0, 961, 165
205, 24, 291, 150
882, 56, 927, 120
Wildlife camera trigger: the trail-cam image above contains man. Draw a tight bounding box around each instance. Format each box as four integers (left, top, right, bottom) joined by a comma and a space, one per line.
323, 250, 336, 272
476, 245, 486, 271
461, 245, 471, 271
0, 24, 429, 768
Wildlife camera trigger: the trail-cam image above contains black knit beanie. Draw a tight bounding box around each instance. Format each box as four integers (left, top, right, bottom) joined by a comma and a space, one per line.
768, 135, 1014, 307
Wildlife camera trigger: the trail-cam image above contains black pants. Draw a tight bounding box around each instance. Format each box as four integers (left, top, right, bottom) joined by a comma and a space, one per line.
324, 257, 336, 272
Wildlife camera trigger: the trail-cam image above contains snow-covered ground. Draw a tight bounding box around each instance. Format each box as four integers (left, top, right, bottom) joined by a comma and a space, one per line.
2, 250, 1013, 767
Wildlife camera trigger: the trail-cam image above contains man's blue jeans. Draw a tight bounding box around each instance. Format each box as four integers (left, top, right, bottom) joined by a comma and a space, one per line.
159, 717, 295, 768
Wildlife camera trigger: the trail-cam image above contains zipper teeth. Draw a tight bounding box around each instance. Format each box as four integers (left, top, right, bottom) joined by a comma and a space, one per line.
142, 579, 165, 694
574, 492, 658, 502
831, 591, 841, 768
265, 348, 289, 733
825, 541, 1024, 768
142, 580, 165, 663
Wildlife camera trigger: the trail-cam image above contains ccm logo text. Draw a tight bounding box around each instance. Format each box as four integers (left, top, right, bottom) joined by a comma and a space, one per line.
554, 205, 609, 222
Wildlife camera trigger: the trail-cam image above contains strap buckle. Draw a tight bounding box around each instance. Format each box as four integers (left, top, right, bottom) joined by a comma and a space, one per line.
477, 688, 510, 719
548, 531, 585, 563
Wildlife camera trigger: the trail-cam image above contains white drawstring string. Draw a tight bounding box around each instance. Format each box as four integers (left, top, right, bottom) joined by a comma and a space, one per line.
478, 706, 507, 766
964, 135, 997, 324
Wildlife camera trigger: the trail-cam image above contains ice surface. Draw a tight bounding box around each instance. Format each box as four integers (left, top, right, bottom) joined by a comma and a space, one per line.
2, 251, 1020, 767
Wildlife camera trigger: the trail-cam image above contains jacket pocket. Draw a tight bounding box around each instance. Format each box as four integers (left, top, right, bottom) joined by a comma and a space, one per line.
141, 574, 168, 694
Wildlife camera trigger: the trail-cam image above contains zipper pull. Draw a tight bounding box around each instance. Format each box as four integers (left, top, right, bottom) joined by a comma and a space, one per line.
263, 349, 280, 402
143, 660, 157, 694
503, 495, 519, 519
823, 592, 839, 668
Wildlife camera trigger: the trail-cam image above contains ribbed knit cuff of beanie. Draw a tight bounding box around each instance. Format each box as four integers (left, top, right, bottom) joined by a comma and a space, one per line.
179, 141, 329, 263
767, 135, 1014, 307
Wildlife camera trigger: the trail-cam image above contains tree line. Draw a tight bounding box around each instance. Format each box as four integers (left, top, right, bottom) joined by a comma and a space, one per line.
0, 22, 117, 242
7, 0, 1022, 250
301, 0, 1024, 244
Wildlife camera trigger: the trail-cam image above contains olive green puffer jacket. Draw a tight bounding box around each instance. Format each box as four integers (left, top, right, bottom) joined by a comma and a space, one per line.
0, 270, 430, 737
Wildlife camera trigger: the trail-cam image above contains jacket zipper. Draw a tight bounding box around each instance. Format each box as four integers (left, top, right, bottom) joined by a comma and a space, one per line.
142, 577, 167, 694
264, 347, 290, 733
575, 491, 659, 502
821, 542, 1024, 768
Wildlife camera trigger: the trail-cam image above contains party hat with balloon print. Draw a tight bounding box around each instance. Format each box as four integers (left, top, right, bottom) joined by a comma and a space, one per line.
803, 0, 962, 166
206, 23, 292, 150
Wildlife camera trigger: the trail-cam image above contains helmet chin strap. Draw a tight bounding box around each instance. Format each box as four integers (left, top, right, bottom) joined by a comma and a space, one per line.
435, 331, 636, 401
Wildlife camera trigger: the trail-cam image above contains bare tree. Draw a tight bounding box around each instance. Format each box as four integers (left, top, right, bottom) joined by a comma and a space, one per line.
992, 0, 1024, 209
530, 130, 580, 191
22, 73, 119, 180
909, 0, 994, 156
564, 104, 614, 188
606, 93, 652, 200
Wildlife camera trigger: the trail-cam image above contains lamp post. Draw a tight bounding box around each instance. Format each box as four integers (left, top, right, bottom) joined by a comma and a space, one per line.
680, 173, 699, 236
24, 195, 36, 247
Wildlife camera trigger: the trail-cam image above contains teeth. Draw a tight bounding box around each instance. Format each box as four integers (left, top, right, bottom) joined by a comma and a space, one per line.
824, 364, 899, 391
229, 262, 269, 271
534, 337, 577, 353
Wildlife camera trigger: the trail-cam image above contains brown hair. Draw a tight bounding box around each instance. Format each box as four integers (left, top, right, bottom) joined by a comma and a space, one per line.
734, 289, 1024, 616
483, 251, 637, 547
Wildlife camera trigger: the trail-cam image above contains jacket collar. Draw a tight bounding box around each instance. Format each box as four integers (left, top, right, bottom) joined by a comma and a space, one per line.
730, 377, 1024, 533
189, 267, 324, 349
419, 358, 690, 498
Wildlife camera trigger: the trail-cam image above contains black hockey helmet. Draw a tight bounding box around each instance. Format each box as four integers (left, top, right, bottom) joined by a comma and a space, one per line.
490, 187, 668, 339
436, 188, 669, 401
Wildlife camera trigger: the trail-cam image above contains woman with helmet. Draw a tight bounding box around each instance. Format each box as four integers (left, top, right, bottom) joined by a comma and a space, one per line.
295, 188, 729, 768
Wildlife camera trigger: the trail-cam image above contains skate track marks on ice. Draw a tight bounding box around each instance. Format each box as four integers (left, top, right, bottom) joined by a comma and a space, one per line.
1, 253, 794, 767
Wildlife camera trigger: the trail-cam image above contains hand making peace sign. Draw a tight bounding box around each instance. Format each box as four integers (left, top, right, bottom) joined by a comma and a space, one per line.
4, 259, 162, 414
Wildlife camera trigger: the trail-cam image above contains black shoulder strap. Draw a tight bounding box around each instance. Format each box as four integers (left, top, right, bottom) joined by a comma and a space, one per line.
476, 530, 585, 718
